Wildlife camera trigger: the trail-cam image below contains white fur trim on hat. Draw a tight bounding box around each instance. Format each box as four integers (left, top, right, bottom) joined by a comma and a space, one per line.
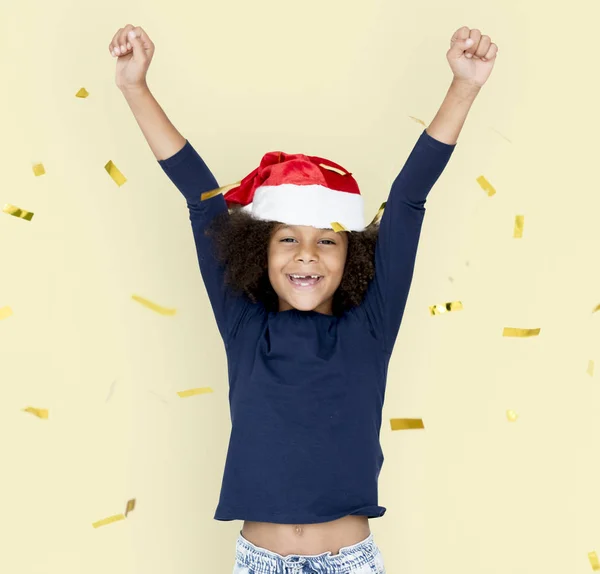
242, 184, 365, 231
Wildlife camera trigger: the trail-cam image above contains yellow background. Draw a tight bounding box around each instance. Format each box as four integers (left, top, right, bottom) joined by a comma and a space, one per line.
2, 0, 599, 572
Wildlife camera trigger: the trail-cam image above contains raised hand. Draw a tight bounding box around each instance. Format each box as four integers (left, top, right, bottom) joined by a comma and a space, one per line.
446, 26, 498, 88
109, 24, 155, 92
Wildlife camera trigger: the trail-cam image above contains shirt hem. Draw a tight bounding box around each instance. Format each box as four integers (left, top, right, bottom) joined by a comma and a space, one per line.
213, 505, 386, 523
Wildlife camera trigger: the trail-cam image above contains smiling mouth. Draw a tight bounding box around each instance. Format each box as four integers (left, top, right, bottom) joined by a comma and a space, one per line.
287, 274, 323, 288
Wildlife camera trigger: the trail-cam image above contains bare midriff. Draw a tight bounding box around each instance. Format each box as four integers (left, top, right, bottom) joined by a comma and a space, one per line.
241, 515, 370, 556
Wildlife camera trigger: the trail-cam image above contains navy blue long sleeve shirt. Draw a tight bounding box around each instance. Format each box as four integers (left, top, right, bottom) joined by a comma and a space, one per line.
158, 129, 455, 523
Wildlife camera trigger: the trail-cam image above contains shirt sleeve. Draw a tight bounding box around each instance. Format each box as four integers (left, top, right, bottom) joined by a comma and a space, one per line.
158, 141, 251, 345
361, 128, 456, 355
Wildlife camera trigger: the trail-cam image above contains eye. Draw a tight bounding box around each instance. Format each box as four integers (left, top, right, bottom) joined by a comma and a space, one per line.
279, 237, 297, 243
319, 239, 336, 245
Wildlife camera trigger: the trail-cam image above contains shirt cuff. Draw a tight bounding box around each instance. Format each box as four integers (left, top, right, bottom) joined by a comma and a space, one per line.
420, 128, 457, 152
157, 140, 194, 168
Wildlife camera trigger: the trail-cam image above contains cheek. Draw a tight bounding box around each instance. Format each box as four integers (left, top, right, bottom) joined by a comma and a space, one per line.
328, 250, 348, 281
267, 248, 285, 280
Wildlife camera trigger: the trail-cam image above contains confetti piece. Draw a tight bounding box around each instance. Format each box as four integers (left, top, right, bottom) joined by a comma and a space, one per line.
177, 387, 214, 398
75, 87, 89, 98
105, 380, 116, 403
92, 514, 125, 529
513, 215, 525, 238
3, 203, 34, 221
131, 295, 176, 316
0, 306, 13, 321
587, 361, 595, 377
390, 418, 424, 431
489, 127, 512, 143
201, 188, 222, 201
104, 161, 127, 187
476, 175, 496, 197
330, 222, 348, 233
429, 301, 463, 316
593, 304, 600, 314
368, 202, 386, 227
319, 163, 347, 176
506, 410, 518, 422
22, 407, 49, 419
503, 327, 541, 338
589, 551, 600, 571
124, 498, 136, 517
202, 180, 242, 202
148, 390, 169, 404
32, 163, 46, 177
409, 116, 427, 126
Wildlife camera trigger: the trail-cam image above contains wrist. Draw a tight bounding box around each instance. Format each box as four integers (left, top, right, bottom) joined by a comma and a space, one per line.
450, 78, 482, 98
119, 83, 151, 99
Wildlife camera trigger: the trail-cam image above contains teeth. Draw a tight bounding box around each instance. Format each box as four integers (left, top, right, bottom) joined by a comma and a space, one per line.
290, 274, 320, 279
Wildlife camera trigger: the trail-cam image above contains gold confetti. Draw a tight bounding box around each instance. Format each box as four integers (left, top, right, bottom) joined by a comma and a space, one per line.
390, 418, 424, 431
593, 304, 600, 314
92, 514, 125, 529
105, 380, 116, 403
104, 161, 127, 187
148, 390, 169, 404
131, 295, 176, 316
177, 387, 214, 398
587, 361, 595, 377
503, 327, 541, 338
489, 127, 512, 143
429, 301, 463, 316
22, 407, 49, 419
124, 498, 136, 517
513, 215, 524, 238
409, 116, 427, 126
589, 551, 600, 571
0, 306, 13, 321
75, 87, 89, 98
32, 163, 46, 177
3, 203, 34, 221
201, 180, 242, 202
368, 202, 386, 227
506, 410, 518, 422
319, 163, 347, 176
476, 175, 496, 197
330, 222, 348, 233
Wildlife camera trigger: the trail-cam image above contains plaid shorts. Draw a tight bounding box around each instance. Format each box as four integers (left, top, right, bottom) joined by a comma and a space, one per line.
233, 532, 386, 573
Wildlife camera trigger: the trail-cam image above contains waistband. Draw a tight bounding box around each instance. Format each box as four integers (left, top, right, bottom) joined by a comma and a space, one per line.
235, 531, 377, 573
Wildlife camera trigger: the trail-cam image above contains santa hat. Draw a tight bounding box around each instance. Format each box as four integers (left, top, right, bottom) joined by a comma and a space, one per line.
218, 151, 365, 232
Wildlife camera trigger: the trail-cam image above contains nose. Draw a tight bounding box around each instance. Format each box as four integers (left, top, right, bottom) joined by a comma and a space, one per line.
295, 246, 318, 263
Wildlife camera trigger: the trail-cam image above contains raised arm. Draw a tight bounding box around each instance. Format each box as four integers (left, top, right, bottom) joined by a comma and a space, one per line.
360, 127, 455, 354
112, 24, 251, 343
360, 26, 498, 354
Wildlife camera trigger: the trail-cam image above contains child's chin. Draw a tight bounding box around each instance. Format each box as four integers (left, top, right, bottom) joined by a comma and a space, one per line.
287, 296, 323, 312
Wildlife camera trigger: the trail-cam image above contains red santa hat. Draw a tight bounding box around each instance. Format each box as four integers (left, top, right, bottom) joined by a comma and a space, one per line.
221, 151, 365, 231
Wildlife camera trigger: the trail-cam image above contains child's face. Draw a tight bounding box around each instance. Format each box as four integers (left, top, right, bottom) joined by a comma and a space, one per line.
268, 224, 349, 315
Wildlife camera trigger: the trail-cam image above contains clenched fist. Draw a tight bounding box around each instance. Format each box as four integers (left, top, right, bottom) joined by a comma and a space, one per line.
446, 26, 498, 88
109, 24, 155, 91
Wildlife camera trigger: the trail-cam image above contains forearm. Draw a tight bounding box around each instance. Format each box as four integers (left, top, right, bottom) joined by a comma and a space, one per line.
121, 85, 187, 161
426, 79, 481, 145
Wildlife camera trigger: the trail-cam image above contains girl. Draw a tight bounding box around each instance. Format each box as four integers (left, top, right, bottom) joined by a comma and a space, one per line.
109, 24, 498, 573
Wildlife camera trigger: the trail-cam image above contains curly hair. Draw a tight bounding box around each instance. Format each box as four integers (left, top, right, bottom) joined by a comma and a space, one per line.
205, 206, 380, 316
